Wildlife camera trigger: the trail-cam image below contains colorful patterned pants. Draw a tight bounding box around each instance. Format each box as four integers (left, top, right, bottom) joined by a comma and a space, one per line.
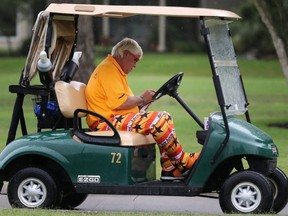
92, 111, 187, 171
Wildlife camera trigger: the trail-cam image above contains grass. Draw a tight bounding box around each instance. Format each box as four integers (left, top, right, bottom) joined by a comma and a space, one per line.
0, 209, 283, 216
0, 209, 199, 216
0, 53, 287, 215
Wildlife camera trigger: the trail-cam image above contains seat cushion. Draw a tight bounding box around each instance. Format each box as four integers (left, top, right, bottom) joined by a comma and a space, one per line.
73, 130, 155, 146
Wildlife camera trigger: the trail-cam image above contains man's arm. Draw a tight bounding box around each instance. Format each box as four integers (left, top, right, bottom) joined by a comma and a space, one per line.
115, 90, 155, 111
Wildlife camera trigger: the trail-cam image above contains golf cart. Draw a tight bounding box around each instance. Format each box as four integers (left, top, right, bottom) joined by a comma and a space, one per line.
0, 3, 287, 214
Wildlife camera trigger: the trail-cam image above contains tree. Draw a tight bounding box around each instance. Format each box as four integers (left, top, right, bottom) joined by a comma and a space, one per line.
0, 0, 48, 55
46, 0, 95, 83
0, 1, 17, 55
254, 0, 288, 81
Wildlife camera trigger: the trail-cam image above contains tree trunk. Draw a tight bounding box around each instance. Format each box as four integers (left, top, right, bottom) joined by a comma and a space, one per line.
6, 36, 12, 56
46, 0, 94, 83
254, 0, 288, 81
75, 14, 95, 83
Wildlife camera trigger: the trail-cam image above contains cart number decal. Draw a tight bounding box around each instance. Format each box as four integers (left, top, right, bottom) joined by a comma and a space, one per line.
111, 152, 122, 164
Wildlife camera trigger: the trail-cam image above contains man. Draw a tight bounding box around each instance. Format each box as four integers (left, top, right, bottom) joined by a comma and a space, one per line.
85, 37, 200, 181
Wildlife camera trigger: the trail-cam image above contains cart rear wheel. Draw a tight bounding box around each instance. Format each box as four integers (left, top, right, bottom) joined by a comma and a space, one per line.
7, 167, 59, 208
268, 167, 288, 213
219, 170, 273, 214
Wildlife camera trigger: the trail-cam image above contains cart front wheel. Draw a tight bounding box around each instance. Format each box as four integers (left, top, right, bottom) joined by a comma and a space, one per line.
268, 167, 288, 213
219, 170, 273, 214
59, 193, 88, 209
7, 167, 59, 208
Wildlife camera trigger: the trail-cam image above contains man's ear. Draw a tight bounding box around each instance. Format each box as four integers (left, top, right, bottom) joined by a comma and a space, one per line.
124, 50, 129, 56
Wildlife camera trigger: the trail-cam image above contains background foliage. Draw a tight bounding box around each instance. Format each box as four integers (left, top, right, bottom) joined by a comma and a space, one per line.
0, 0, 278, 58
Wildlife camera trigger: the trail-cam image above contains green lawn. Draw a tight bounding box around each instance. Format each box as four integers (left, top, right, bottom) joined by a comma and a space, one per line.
0, 53, 287, 168
0, 209, 201, 216
130, 56, 288, 172
0, 53, 287, 215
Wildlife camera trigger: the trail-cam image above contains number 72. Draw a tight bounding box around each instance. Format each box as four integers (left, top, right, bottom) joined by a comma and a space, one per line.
111, 152, 122, 164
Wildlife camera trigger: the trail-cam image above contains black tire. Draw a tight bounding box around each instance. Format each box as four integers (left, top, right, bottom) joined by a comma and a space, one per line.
7, 167, 59, 208
268, 167, 288, 213
60, 193, 88, 209
219, 170, 274, 214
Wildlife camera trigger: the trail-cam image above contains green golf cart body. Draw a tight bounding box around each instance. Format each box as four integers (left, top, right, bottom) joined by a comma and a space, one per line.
0, 3, 286, 214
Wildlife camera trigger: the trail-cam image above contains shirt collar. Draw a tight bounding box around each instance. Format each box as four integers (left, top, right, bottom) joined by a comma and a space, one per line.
107, 54, 126, 76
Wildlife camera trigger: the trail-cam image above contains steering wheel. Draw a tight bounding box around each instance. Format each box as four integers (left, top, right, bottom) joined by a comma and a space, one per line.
153, 72, 184, 100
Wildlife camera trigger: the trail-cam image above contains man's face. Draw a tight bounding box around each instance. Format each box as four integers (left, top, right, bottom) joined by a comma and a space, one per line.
122, 50, 140, 74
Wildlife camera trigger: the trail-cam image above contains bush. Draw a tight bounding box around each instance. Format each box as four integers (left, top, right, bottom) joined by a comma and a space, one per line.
18, 38, 32, 56
231, 2, 276, 59
172, 41, 205, 53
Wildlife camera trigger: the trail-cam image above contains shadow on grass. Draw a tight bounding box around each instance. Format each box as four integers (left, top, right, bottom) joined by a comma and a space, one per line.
269, 122, 288, 129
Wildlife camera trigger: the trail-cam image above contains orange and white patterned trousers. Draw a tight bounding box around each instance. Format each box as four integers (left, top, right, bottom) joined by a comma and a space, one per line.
91, 111, 186, 170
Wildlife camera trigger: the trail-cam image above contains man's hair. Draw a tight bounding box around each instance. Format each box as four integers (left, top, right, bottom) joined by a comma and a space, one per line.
111, 37, 143, 59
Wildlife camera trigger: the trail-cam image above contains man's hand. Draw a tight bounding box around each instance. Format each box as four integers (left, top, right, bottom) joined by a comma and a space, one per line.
140, 90, 155, 104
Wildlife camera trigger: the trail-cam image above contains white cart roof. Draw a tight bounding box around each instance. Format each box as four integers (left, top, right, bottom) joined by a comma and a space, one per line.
23, 4, 240, 83
45, 4, 241, 19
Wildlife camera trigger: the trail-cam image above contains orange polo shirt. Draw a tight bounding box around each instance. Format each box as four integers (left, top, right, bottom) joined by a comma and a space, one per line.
85, 55, 139, 127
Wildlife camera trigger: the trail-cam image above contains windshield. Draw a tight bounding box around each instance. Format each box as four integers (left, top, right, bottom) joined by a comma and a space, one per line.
205, 19, 248, 116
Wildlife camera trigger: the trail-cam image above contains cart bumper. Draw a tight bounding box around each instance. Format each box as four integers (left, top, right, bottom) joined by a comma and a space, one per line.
248, 157, 277, 176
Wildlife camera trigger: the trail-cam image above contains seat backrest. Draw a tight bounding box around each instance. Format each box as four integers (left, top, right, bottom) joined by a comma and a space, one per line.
55, 80, 87, 118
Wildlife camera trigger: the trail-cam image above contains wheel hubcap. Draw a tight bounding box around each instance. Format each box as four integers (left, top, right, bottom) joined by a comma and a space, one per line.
231, 182, 261, 212
18, 178, 47, 208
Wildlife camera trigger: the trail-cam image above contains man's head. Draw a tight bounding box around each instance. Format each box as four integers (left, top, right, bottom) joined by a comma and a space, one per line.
111, 38, 143, 74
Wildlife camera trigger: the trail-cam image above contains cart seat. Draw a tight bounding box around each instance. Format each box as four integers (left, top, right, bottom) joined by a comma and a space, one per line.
73, 130, 155, 147
55, 80, 155, 146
